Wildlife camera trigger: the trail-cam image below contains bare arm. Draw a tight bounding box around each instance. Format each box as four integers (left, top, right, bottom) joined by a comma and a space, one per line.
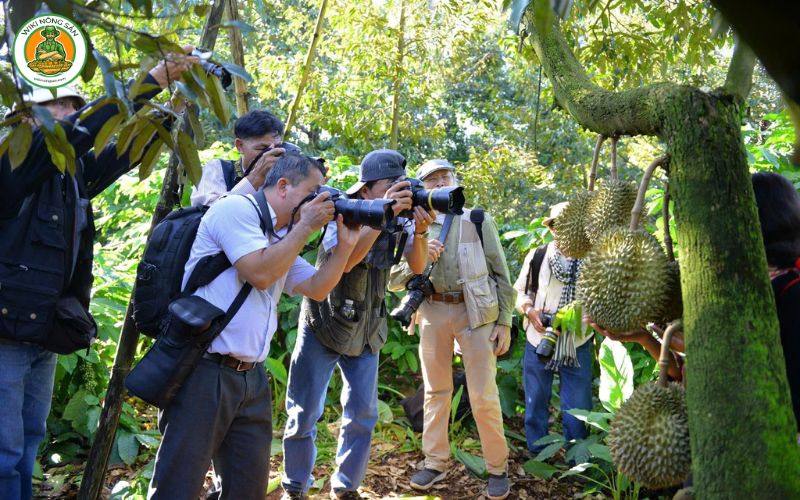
294, 216, 360, 300
404, 206, 434, 274
343, 226, 382, 273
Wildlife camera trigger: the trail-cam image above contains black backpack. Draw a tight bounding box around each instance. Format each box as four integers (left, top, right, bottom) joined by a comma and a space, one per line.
132, 191, 270, 338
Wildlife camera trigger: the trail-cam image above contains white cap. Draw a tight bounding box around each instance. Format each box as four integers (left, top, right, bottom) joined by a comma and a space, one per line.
5, 86, 87, 119
543, 201, 569, 227
416, 159, 455, 180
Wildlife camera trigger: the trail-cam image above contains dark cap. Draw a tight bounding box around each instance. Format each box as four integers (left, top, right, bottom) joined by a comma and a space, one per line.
346, 149, 407, 195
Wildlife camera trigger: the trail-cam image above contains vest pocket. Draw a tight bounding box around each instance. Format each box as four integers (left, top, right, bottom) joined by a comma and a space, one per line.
32, 204, 67, 250
0, 277, 59, 343
461, 274, 499, 329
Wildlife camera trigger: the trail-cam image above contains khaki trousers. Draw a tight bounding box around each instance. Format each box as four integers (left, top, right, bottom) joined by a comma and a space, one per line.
417, 299, 509, 475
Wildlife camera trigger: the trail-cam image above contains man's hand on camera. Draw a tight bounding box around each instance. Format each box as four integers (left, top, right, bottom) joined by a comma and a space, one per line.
412, 206, 435, 234
298, 191, 335, 232
149, 45, 200, 88
528, 307, 545, 333
247, 148, 285, 189
334, 214, 360, 253
490, 324, 511, 356
427, 239, 444, 262
385, 180, 413, 216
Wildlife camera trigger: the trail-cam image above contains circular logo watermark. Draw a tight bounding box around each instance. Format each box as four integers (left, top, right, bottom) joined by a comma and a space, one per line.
12, 14, 88, 89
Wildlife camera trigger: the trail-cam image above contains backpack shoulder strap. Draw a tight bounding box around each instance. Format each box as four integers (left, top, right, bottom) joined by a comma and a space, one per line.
469, 208, 485, 249
525, 243, 549, 296
220, 159, 237, 192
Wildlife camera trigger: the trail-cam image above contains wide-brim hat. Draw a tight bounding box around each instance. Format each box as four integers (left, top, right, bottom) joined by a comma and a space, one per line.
346, 149, 407, 195
5, 86, 87, 119
42, 26, 60, 35
543, 201, 569, 227
416, 159, 455, 180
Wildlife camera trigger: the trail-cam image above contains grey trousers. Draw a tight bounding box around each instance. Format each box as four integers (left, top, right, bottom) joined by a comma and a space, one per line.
148, 356, 272, 500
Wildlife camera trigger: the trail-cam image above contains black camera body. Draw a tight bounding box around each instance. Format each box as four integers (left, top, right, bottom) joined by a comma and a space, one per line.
317, 186, 396, 231
535, 312, 559, 358
389, 274, 435, 327
191, 48, 232, 90
395, 178, 466, 219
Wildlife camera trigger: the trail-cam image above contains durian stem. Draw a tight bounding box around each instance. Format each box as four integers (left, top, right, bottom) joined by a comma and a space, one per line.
630, 155, 668, 230
658, 321, 681, 387
663, 182, 675, 262
588, 134, 605, 191
610, 135, 619, 181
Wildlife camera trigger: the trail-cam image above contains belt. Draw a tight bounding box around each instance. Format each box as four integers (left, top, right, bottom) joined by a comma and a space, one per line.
203, 352, 258, 372
430, 291, 464, 304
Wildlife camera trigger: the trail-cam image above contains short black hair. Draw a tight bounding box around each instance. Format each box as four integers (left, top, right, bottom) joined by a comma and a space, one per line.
264, 153, 326, 188
234, 110, 284, 140
752, 172, 800, 268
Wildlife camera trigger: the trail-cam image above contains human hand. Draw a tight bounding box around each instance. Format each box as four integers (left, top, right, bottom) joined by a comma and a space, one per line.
334, 214, 360, 252
412, 206, 435, 234
528, 307, 545, 333
582, 315, 648, 343
246, 148, 285, 189
427, 239, 444, 262
385, 180, 413, 216
148, 45, 200, 88
298, 191, 335, 232
490, 324, 511, 356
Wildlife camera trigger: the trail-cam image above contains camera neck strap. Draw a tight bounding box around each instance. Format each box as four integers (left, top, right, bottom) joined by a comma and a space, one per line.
423, 214, 455, 279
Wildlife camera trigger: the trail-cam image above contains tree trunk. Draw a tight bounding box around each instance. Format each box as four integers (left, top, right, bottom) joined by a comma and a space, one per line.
77, 3, 227, 498
389, 0, 406, 149
524, 16, 800, 497
284, 0, 328, 139
226, 0, 250, 117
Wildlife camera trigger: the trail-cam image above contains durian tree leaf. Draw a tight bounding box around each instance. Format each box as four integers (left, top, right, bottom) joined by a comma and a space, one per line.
204, 70, 231, 125
187, 108, 206, 148
138, 140, 164, 181
8, 122, 33, 170
598, 337, 634, 412
534, 441, 563, 462
115, 119, 142, 158
176, 130, 202, 186
93, 113, 125, 156
532, 434, 565, 447
453, 446, 488, 479
127, 121, 157, 165
522, 459, 559, 479
565, 408, 613, 433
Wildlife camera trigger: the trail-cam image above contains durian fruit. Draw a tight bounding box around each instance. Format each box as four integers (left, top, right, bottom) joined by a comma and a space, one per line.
554, 190, 596, 259
660, 261, 683, 323
585, 180, 638, 244
578, 227, 669, 332
608, 382, 691, 490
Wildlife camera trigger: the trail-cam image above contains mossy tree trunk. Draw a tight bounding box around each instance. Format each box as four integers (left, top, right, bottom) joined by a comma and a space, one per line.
525, 17, 800, 498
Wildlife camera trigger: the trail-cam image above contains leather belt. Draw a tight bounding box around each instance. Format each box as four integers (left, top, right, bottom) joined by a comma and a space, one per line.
430, 291, 464, 304
203, 352, 258, 372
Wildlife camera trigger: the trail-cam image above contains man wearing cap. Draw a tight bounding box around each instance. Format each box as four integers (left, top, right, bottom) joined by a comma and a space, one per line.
281, 149, 431, 500
513, 202, 594, 458
388, 160, 515, 499
35, 26, 66, 61
191, 110, 300, 207
0, 48, 198, 500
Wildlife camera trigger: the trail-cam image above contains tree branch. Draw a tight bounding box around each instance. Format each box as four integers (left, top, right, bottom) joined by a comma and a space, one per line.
724, 37, 756, 101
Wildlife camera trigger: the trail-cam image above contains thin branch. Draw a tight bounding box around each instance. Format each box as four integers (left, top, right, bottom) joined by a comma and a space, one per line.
658, 321, 682, 387
588, 134, 604, 191
610, 135, 618, 181
631, 155, 668, 229
724, 37, 756, 101
663, 181, 675, 261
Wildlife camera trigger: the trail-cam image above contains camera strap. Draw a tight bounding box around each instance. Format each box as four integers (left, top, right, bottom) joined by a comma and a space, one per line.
422, 214, 455, 279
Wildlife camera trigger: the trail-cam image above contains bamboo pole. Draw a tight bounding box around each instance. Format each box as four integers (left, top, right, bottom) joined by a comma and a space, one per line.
78, 3, 227, 498
389, 0, 406, 149
284, 0, 328, 138
226, 0, 249, 116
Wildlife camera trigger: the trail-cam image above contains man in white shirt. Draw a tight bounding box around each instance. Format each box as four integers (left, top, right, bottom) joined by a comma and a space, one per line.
148, 153, 360, 500
191, 110, 293, 207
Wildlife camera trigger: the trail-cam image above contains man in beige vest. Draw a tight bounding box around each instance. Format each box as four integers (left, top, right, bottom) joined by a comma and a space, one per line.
389, 160, 516, 499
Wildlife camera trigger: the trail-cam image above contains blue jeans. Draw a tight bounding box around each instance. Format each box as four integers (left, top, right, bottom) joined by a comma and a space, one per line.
282, 326, 379, 494
523, 339, 593, 454
0, 341, 57, 500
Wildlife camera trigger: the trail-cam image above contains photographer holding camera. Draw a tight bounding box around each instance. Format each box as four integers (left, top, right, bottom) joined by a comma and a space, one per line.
513, 202, 594, 458
387, 160, 515, 499
281, 149, 430, 500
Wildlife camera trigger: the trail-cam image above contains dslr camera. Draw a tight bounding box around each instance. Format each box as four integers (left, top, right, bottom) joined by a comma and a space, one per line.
389, 274, 435, 327
394, 177, 466, 218
317, 186, 396, 231
535, 312, 559, 358
191, 48, 232, 90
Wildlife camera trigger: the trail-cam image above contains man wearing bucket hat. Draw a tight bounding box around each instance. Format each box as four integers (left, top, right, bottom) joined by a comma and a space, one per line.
281, 149, 432, 500
388, 159, 516, 499
35, 26, 67, 61
513, 202, 594, 458
0, 47, 199, 500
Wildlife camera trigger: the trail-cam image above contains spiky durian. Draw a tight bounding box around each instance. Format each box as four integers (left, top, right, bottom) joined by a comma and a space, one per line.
554, 191, 596, 259
608, 382, 691, 490
578, 227, 669, 332
585, 180, 638, 244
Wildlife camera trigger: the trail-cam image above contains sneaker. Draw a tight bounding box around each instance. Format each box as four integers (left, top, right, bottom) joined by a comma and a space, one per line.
281, 490, 308, 500
487, 472, 510, 500
329, 489, 361, 500
409, 468, 447, 490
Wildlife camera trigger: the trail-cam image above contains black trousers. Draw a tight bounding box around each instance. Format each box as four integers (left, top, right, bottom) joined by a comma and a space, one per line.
148, 356, 272, 500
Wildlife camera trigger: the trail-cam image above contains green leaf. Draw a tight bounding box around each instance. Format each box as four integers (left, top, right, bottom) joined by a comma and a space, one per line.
534, 441, 563, 462
558, 462, 594, 479
219, 61, 252, 82
93, 113, 124, 154
176, 130, 202, 186
62, 390, 89, 422
533, 433, 565, 446
58, 355, 78, 374
116, 430, 140, 466
8, 122, 33, 170
138, 140, 165, 181
522, 459, 559, 479
566, 408, 612, 433
453, 447, 488, 479
203, 70, 231, 125
265, 356, 288, 385
587, 443, 613, 462
187, 109, 205, 147
377, 399, 394, 423
127, 121, 156, 166
222, 19, 256, 35
450, 384, 465, 424
598, 337, 634, 412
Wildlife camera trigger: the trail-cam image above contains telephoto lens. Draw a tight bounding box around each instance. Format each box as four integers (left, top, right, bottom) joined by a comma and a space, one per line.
397, 178, 466, 218
389, 274, 435, 327
535, 312, 559, 358
318, 186, 396, 230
